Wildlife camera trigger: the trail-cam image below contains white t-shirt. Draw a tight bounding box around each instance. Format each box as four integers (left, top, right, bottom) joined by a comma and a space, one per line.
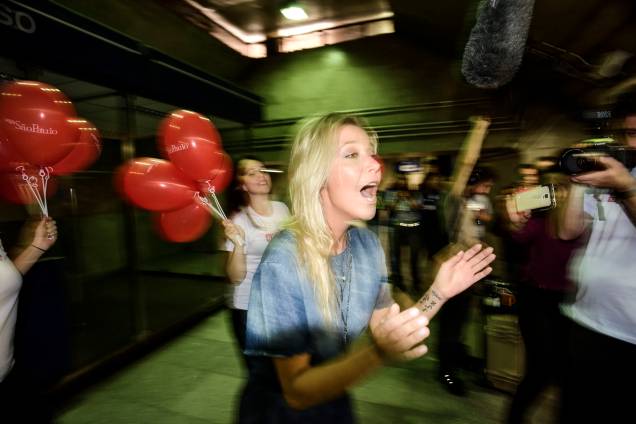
0, 239, 22, 382
223, 201, 290, 310
563, 167, 636, 345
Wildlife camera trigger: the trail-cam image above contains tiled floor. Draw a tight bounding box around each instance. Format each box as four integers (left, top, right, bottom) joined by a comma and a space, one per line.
56, 309, 558, 423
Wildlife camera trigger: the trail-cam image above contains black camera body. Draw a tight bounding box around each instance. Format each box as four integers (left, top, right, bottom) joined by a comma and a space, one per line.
559, 139, 636, 175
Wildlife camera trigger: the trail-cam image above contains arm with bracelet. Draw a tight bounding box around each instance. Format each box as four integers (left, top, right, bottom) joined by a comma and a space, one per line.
12, 218, 58, 275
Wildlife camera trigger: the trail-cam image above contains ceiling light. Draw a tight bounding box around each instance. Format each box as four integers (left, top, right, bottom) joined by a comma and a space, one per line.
280, 4, 308, 21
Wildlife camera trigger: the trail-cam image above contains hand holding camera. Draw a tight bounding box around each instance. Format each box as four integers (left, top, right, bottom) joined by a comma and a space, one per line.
571, 155, 636, 193
559, 141, 636, 176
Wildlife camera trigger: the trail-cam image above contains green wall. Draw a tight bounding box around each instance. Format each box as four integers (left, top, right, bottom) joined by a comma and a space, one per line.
243, 35, 485, 119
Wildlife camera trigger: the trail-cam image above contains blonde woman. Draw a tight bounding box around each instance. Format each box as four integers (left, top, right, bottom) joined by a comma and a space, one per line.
244, 113, 495, 422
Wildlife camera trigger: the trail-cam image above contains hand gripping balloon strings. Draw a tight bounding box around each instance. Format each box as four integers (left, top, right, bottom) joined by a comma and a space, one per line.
196, 181, 244, 247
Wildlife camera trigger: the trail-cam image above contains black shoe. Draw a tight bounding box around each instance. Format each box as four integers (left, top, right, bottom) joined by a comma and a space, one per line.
439, 371, 467, 396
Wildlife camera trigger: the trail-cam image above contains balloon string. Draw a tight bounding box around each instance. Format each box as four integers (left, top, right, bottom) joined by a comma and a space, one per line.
16, 166, 48, 217
203, 181, 227, 221
195, 188, 243, 247
39, 167, 52, 217
209, 191, 227, 221
194, 192, 225, 221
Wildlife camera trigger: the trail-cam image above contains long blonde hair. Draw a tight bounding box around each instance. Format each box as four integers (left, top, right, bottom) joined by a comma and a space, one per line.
286, 112, 378, 324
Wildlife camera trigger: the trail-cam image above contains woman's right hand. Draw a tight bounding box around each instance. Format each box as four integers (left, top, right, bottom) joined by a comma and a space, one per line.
222, 220, 245, 247
432, 244, 495, 300
369, 304, 430, 362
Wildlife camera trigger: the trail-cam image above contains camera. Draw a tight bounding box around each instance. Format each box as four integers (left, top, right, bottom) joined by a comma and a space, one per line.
559, 139, 636, 175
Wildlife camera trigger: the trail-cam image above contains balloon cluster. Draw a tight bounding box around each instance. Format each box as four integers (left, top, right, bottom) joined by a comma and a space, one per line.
116, 110, 233, 243
0, 80, 101, 214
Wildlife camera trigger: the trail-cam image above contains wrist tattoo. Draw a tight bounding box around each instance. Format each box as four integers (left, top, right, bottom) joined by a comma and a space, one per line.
416, 289, 443, 312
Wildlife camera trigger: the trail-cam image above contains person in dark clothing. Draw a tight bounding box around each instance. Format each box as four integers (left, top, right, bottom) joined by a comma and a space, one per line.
419, 171, 447, 261
384, 175, 422, 294
437, 164, 496, 396
502, 173, 581, 423
434, 117, 491, 396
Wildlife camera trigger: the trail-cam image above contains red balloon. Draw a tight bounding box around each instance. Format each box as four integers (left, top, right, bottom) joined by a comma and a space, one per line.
165, 136, 226, 182
52, 118, 102, 175
158, 109, 222, 157
0, 80, 76, 117
197, 152, 233, 194
0, 125, 24, 172
0, 166, 58, 205
153, 200, 212, 243
116, 157, 199, 211
0, 81, 79, 166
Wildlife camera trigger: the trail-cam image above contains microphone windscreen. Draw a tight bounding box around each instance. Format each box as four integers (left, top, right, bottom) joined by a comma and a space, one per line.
461, 0, 536, 89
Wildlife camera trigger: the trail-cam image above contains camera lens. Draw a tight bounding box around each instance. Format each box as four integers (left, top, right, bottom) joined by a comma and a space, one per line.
560, 147, 606, 175
560, 148, 587, 175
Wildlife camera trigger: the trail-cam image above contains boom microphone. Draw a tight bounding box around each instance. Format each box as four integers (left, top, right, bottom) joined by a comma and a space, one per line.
461, 0, 536, 89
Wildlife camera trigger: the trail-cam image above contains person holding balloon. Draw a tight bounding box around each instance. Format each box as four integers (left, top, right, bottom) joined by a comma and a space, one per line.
221, 157, 289, 422
0, 217, 57, 421
222, 157, 290, 356
242, 113, 495, 422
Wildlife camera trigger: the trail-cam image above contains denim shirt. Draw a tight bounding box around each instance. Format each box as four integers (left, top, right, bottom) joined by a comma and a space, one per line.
245, 227, 392, 362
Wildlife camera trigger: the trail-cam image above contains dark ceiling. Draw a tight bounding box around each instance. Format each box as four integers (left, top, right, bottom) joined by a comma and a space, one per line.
4, 0, 636, 138
164, 0, 636, 84
391, 0, 636, 58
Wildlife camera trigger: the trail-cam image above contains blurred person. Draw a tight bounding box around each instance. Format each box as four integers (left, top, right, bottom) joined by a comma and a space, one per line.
434, 116, 492, 395
493, 163, 539, 285
0, 217, 57, 422
418, 170, 447, 268
558, 92, 636, 423
535, 156, 559, 175
494, 159, 556, 284
243, 112, 495, 422
501, 172, 581, 423
221, 157, 290, 421
459, 166, 496, 247
384, 175, 422, 294
516, 163, 540, 188
437, 166, 496, 396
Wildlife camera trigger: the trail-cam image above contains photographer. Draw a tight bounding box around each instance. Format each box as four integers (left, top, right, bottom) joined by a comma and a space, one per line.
558, 92, 636, 423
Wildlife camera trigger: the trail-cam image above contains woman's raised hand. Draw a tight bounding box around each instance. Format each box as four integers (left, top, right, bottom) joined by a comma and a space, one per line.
222, 220, 245, 247
369, 304, 430, 362
432, 244, 495, 300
